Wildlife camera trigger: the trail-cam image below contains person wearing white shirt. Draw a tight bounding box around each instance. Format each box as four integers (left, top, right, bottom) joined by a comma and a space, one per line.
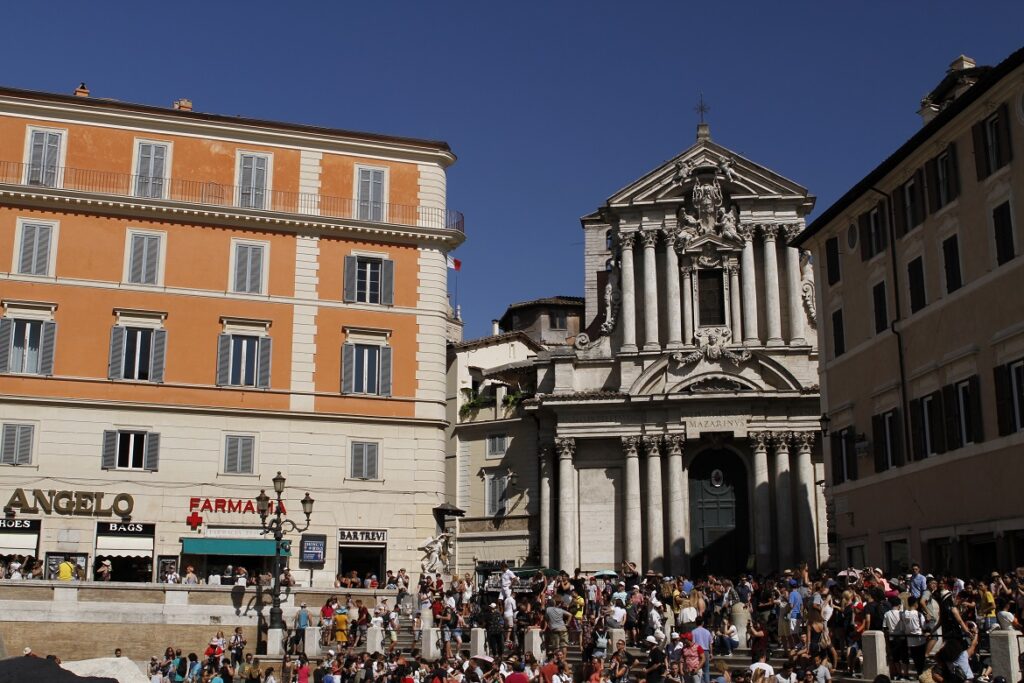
750, 659, 775, 679
499, 562, 517, 600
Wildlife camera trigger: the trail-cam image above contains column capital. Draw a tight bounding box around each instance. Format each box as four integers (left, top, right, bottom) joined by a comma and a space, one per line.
769, 430, 795, 451
663, 227, 681, 248
641, 229, 660, 249
641, 435, 662, 457
619, 231, 637, 250
749, 431, 771, 451
760, 224, 780, 240
663, 434, 685, 456
737, 222, 755, 242
554, 437, 575, 460
783, 224, 803, 244
621, 435, 641, 458
793, 431, 817, 452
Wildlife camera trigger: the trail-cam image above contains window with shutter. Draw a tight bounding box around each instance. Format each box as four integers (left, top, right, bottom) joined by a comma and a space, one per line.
224, 435, 255, 474
350, 441, 379, 479
942, 236, 962, 293
487, 434, 508, 457
872, 414, 887, 474
355, 257, 383, 303
228, 335, 262, 387
907, 257, 927, 313
1011, 361, 1024, 434
992, 201, 1016, 266
353, 344, 382, 395
486, 472, 508, 516
115, 431, 149, 470
121, 327, 154, 381
357, 168, 385, 221
1, 423, 34, 465
233, 243, 265, 294
238, 154, 268, 209
8, 320, 43, 375
134, 142, 168, 198
128, 233, 161, 285
831, 308, 845, 358
825, 237, 841, 285
18, 222, 53, 276
872, 282, 887, 335
27, 130, 62, 187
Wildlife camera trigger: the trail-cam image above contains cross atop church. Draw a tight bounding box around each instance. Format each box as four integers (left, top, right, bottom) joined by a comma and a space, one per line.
695, 92, 711, 141
695, 92, 710, 124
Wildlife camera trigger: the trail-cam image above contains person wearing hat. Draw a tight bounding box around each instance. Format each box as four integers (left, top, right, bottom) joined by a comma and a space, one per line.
95, 558, 113, 581
292, 602, 311, 655
644, 634, 668, 683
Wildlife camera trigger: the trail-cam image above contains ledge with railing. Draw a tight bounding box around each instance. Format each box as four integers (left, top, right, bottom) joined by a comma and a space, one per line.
0, 160, 465, 233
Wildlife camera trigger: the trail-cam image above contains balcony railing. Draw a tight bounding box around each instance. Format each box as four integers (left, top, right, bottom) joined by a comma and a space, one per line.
0, 160, 464, 233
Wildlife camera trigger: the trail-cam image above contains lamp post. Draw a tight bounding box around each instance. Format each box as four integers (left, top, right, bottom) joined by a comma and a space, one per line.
256, 471, 314, 631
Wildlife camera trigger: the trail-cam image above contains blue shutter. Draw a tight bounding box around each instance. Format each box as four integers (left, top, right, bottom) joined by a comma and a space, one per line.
379, 346, 393, 397
108, 326, 126, 380
380, 259, 394, 306
0, 318, 12, 373
143, 432, 160, 471
343, 255, 358, 302
101, 431, 118, 470
149, 329, 167, 383
38, 321, 56, 376
216, 334, 232, 386
257, 336, 272, 389
341, 343, 355, 394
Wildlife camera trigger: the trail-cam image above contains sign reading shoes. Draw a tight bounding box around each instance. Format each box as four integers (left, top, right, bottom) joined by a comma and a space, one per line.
5, 489, 134, 517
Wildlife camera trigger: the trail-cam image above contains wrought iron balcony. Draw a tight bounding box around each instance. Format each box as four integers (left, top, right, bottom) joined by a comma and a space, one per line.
0, 160, 464, 233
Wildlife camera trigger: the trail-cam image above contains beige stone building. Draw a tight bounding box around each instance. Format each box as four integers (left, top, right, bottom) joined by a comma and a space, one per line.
793, 49, 1024, 576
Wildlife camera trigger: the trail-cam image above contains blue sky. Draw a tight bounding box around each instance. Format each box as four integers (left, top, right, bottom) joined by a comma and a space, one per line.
4, 2, 1021, 338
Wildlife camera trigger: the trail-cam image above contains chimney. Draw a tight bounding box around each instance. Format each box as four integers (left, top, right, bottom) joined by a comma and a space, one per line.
948, 54, 976, 72
73, 83, 90, 98
491, 320, 500, 335
919, 54, 982, 124
173, 98, 193, 112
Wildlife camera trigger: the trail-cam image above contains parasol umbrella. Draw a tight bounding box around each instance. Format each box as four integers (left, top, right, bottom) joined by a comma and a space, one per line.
0, 656, 119, 683
837, 568, 862, 579
472, 655, 495, 664
594, 570, 618, 579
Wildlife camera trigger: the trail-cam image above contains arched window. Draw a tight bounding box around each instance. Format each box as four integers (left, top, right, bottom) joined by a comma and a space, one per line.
605, 230, 614, 250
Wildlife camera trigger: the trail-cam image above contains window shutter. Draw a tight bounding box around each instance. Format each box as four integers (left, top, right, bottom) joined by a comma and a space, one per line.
225, 436, 240, 473
892, 187, 907, 237
149, 329, 167, 383
16, 425, 32, 465
942, 384, 961, 450
257, 336, 272, 389
929, 391, 946, 454
844, 430, 857, 480
829, 433, 842, 484
366, 443, 378, 479
29, 131, 45, 183
858, 214, 871, 260
1, 425, 16, 465
129, 234, 146, 283
972, 120, 988, 180
240, 155, 254, 204
925, 157, 940, 213
32, 225, 51, 276
216, 333, 232, 386
343, 255, 358, 302
143, 432, 160, 471
379, 346, 393, 397
44, 132, 59, 186
248, 245, 263, 293
19, 223, 37, 274
909, 398, 924, 460
253, 156, 267, 208
239, 436, 254, 474
144, 236, 160, 284
997, 102, 1013, 166
234, 244, 249, 292
341, 343, 355, 394
994, 364, 1014, 436
875, 201, 889, 250
381, 259, 395, 306
967, 374, 984, 443
913, 168, 926, 222
38, 321, 56, 376
891, 410, 905, 467
947, 143, 960, 200
871, 414, 886, 473
108, 326, 126, 380
0, 318, 14, 374
351, 442, 365, 479
101, 430, 118, 470
151, 145, 166, 197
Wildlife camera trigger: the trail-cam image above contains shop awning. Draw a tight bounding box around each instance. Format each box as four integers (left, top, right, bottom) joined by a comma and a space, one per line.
0, 532, 38, 555
181, 537, 290, 557
96, 535, 154, 558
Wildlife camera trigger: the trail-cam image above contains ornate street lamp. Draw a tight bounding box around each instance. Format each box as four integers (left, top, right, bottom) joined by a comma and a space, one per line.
256, 472, 314, 631
819, 413, 831, 437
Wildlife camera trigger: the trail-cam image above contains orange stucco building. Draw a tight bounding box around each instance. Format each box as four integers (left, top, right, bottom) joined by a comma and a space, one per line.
0, 84, 464, 585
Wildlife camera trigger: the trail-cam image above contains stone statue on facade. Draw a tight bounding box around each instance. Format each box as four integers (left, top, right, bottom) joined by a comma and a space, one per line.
671, 327, 751, 367
418, 532, 452, 574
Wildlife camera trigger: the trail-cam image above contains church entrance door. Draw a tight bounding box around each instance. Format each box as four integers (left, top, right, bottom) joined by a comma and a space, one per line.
688, 449, 749, 575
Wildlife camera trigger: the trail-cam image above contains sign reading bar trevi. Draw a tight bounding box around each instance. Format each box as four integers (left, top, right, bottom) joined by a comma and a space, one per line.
338, 529, 387, 544
5, 489, 134, 517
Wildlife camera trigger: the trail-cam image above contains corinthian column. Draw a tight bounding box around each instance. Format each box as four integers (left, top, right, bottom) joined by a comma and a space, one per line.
539, 443, 552, 568
761, 225, 783, 346
664, 230, 683, 349
622, 436, 642, 568
619, 232, 638, 353
728, 262, 743, 343
772, 432, 795, 570
793, 432, 818, 565
750, 431, 772, 573
664, 434, 687, 575
682, 265, 695, 345
555, 437, 576, 571
740, 226, 759, 345
641, 230, 660, 351
642, 435, 665, 572
783, 225, 806, 345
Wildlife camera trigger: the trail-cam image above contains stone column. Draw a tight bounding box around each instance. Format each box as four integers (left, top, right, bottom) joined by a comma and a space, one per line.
620, 232, 638, 352
664, 230, 683, 349
642, 229, 660, 351
622, 436, 642, 569
750, 431, 772, 573
664, 435, 687, 575
643, 435, 665, 572
793, 432, 818, 565
539, 443, 552, 568
772, 432, 795, 571
783, 225, 806, 345
740, 226, 759, 345
682, 265, 695, 345
728, 261, 743, 343
761, 225, 783, 346
555, 437, 576, 571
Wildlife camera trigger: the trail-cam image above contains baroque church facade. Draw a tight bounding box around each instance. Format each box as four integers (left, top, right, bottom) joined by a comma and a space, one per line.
448, 124, 826, 577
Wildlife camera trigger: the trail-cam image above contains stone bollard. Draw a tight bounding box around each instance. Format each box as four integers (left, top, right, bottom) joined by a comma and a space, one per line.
422, 628, 442, 661
470, 628, 486, 658
990, 630, 1021, 683
420, 607, 434, 631
366, 626, 385, 655
304, 626, 322, 658
267, 627, 285, 657
730, 603, 750, 649
524, 629, 544, 661
608, 628, 626, 649
862, 630, 888, 680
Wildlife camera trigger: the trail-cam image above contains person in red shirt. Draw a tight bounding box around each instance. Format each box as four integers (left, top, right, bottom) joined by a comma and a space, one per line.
507, 661, 531, 683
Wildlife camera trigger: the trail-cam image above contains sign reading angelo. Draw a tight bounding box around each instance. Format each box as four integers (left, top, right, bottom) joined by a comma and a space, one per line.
4, 488, 134, 517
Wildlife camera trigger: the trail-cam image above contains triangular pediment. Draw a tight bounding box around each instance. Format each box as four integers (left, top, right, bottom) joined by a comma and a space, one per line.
683, 232, 742, 252
605, 134, 811, 209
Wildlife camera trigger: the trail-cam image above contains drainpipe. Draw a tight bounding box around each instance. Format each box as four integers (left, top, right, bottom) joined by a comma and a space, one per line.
867, 186, 912, 460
